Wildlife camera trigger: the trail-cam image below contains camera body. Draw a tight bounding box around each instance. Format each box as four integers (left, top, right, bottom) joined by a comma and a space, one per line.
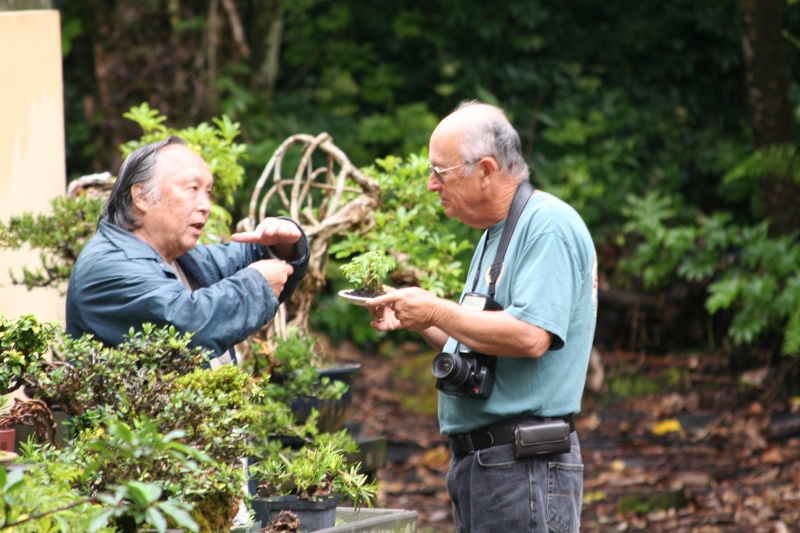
430, 292, 502, 400
432, 345, 497, 399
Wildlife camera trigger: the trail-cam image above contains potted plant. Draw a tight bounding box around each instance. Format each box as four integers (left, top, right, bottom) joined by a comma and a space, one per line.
251, 328, 359, 434
25, 324, 266, 533
337, 250, 396, 305
248, 431, 378, 533
0, 313, 59, 455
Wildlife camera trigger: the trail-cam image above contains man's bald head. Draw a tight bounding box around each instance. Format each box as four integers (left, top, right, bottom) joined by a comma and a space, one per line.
434, 101, 529, 182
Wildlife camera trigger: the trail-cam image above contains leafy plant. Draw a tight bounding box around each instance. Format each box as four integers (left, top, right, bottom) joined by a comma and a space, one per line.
0, 194, 102, 292
252, 431, 378, 511
7, 423, 205, 533
249, 328, 348, 404
620, 191, 800, 356
0, 461, 115, 533
0, 314, 59, 394
330, 152, 476, 298
25, 325, 262, 532
339, 250, 396, 296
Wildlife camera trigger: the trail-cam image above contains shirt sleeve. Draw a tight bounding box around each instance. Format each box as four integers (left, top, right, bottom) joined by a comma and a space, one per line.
505, 231, 580, 351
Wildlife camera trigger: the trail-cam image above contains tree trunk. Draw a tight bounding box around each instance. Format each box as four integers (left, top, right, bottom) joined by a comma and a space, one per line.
738, 0, 799, 236
247, 0, 285, 106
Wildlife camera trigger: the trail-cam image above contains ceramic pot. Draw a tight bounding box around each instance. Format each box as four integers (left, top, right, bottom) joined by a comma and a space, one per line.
289, 364, 360, 433
252, 494, 340, 532
0, 428, 15, 453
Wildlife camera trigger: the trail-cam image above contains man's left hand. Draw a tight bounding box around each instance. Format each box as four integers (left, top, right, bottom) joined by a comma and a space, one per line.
367, 287, 441, 332
231, 217, 302, 247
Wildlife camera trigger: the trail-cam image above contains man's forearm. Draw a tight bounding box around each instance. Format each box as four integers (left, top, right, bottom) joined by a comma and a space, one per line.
420, 327, 449, 353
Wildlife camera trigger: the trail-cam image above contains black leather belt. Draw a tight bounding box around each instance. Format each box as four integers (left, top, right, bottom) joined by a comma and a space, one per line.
448, 415, 575, 457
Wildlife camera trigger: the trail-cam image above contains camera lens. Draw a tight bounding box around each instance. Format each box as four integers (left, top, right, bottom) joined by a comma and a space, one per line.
432, 352, 471, 386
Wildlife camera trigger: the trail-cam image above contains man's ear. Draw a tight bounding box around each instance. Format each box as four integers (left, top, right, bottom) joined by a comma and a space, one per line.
479, 156, 499, 188
131, 183, 150, 213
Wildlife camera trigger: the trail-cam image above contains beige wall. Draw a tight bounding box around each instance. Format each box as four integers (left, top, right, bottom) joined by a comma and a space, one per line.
0, 10, 66, 325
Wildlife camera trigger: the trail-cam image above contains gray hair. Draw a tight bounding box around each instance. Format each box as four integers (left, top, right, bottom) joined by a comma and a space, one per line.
454, 100, 530, 182
103, 135, 186, 230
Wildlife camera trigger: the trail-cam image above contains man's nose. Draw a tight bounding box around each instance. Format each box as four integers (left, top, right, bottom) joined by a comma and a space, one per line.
197, 191, 212, 212
427, 174, 441, 192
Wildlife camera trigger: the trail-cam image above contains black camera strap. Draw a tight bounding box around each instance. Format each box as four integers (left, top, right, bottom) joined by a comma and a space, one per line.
472, 180, 535, 298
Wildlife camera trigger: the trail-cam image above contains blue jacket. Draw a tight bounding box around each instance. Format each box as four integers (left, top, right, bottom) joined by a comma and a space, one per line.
66, 219, 310, 360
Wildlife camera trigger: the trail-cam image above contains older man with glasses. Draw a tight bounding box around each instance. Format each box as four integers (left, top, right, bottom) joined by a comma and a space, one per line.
367, 100, 598, 532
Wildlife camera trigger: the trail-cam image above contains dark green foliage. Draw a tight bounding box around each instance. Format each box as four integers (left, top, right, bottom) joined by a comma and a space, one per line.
621, 193, 800, 356
1, 195, 102, 292
330, 153, 476, 299
0, 314, 59, 394
339, 250, 396, 295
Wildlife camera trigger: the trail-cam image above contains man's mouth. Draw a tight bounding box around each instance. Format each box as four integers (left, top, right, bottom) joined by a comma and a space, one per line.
190, 222, 205, 232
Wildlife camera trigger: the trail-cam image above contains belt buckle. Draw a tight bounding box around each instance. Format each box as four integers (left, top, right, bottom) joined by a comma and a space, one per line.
452, 433, 475, 455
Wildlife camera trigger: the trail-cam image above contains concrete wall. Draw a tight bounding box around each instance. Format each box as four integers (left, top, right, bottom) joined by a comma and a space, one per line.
0, 9, 66, 325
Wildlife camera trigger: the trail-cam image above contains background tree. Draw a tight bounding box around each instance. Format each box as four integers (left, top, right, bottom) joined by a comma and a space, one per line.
45, 0, 800, 390
738, 0, 799, 237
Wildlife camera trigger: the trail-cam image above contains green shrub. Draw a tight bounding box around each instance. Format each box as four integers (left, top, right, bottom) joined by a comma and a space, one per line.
621, 192, 800, 356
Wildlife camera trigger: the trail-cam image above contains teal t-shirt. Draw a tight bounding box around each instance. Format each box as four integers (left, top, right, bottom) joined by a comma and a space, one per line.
438, 190, 598, 435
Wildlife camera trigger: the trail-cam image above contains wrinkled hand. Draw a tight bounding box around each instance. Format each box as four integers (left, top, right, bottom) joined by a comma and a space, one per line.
366, 287, 440, 332
231, 217, 301, 247
248, 259, 294, 298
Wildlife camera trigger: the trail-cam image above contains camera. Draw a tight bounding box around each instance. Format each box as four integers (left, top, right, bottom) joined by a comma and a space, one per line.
430, 292, 502, 400
432, 345, 497, 399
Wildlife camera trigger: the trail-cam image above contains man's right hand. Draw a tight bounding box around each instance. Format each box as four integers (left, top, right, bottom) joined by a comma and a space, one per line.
248, 259, 294, 297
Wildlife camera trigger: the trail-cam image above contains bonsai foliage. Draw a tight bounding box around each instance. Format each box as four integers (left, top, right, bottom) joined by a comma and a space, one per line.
0, 194, 102, 292
26, 324, 262, 532
253, 431, 378, 511
339, 250, 396, 297
0, 314, 59, 394
13, 425, 201, 533
250, 328, 348, 403
34, 325, 206, 422
330, 153, 475, 298
0, 461, 115, 533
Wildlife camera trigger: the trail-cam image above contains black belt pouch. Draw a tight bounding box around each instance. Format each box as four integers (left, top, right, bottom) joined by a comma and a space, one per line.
513, 419, 571, 458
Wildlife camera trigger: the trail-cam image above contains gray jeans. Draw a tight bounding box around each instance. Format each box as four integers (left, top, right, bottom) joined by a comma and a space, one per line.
445, 431, 583, 533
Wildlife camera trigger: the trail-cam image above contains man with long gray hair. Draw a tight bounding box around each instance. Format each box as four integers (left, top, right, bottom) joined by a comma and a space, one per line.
66, 136, 309, 365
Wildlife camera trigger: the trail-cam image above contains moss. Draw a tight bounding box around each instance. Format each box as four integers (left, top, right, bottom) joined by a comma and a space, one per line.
191, 491, 239, 533
607, 368, 683, 398
617, 489, 687, 514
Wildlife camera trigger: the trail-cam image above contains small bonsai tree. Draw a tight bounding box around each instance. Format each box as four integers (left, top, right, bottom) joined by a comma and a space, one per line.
250, 328, 347, 403
339, 250, 396, 298
0, 314, 59, 395
251, 430, 378, 510
26, 325, 263, 533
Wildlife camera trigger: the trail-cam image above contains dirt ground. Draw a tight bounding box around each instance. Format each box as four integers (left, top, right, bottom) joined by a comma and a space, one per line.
336, 341, 800, 533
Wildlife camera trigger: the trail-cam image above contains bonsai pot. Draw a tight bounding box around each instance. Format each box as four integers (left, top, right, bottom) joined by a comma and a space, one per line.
289, 364, 360, 433
252, 494, 340, 532
0, 428, 15, 453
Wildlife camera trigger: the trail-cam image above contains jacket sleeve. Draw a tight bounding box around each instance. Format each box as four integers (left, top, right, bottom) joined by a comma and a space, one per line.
191, 216, 310, 303
68, 220, 310, 358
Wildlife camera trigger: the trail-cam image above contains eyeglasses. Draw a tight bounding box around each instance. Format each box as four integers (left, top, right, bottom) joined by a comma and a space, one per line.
428, 161, 475, 184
